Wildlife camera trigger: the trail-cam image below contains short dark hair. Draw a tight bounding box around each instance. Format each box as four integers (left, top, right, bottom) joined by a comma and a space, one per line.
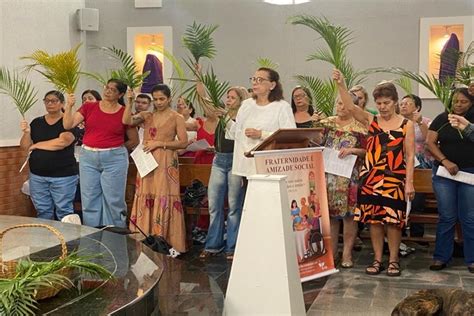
81, 89, 102, 101
373, 82, 398, 102
402, 94, 422, 111
107, 79, 128, 105
151, 84, 171, 98
136, 93, 151, 102
256, 67, 284, 102
44, 90, 64, 103
291, 86, 314, 115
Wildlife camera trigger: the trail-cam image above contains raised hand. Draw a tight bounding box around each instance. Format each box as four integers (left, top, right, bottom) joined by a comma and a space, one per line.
66, 93, 76, 108
20, 120, 30, 133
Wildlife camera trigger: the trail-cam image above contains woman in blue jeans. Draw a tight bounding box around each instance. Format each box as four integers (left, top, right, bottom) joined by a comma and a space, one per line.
63, 79, 139, 228
20, 90, 79, 221
199, 86, 249, 260
426, 88, 474, 272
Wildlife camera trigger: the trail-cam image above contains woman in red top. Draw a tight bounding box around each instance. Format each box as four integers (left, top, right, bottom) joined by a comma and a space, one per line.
193, 115, 217, 164
63, 79, 138, 228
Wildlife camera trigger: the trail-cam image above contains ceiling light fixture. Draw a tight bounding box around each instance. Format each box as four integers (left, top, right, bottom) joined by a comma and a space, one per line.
263, 0, 310, 5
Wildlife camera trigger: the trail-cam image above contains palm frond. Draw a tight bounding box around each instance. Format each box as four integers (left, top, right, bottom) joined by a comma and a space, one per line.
256, 57, 279, 70
91, 46, 149, 89
80, 70, 110, 86
294, 75, 336, 117
394, 76, 413, 95
289, 15, 370, 89
376, 67, 454, 111
0, 251, 113, 315
199, 67, 230, 109
455, 40, 474, 85
182, 22, 219, 63
22, 44, 81, 94
0, 67, 38, 118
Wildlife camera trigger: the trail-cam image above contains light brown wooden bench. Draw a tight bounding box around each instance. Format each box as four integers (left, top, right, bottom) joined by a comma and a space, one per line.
406, 168, 462, 243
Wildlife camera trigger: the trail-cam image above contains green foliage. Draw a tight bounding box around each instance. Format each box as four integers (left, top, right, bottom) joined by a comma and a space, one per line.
294, 75, 336, 117
456, 41, 474, 85
0, 251, 113, 316
182, 22, 219, 63
379, 67, 454, 111
199, 68, 230, 109
288, 15, 369, 88
394, 76, 413, 95
0, 67, 38, 118
256, 57, 279, 70
22, 44, 81, 94
91, 46, 149, 89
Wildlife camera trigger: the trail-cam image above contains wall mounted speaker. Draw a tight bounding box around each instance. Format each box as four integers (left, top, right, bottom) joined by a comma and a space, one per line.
76, 8, 99, 32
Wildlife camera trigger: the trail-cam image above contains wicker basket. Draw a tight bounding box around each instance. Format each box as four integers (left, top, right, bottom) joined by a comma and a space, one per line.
0, 223, 72, 300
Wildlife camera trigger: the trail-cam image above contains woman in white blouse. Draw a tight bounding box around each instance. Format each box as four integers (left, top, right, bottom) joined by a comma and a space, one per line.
226, 67, 296, 178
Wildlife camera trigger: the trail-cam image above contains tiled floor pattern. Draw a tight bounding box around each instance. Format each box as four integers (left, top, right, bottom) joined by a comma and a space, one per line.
169, 239, 473, 315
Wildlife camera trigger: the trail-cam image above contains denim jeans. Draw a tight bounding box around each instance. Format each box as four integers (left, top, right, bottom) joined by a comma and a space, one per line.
29, 173, 78, 221
432, 165, 474, 265
79, 146, 129, 228
205, 152, 244, 253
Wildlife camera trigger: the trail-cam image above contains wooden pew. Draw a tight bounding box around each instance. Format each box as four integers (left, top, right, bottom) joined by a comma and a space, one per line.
407, 168, 462, 243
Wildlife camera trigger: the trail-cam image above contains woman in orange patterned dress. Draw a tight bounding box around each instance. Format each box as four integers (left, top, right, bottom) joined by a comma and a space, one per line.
123, 84, 188, 253
332, 69, 415, 277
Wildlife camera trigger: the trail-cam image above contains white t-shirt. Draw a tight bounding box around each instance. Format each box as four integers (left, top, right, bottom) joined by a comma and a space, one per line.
226, 98, 296, 177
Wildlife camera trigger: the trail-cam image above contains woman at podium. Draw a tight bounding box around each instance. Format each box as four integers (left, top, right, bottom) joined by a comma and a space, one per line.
225, 67, 296, 178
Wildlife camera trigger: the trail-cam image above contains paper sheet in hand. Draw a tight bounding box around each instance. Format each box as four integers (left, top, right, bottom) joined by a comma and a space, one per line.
405, 200, 412, 224
19, 151, 31, 173
186, 139, 211, 152
131, 144, 158, 178
322, 147, 357, 178
436, 166, 474, 185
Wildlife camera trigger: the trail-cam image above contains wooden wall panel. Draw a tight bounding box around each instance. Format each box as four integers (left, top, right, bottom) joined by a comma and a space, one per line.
0, 146, 35, 217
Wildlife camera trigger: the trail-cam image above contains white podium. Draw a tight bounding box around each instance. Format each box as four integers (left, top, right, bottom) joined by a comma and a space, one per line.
223, 174, 305, 316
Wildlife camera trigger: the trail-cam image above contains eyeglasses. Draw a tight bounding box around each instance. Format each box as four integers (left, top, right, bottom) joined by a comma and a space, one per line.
293, 93, 307, 99
43, 98, 60, 104
104, 85, 119, 93
249, 77, 270, 84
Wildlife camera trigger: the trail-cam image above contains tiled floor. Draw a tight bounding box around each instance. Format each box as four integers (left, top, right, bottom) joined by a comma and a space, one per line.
174, 238, 473, 315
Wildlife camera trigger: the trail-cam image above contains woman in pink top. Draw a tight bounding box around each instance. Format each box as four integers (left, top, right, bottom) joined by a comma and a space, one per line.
63, 79, 138, 228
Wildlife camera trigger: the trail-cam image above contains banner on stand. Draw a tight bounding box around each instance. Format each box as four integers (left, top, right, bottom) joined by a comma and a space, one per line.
254, 147, 338, 281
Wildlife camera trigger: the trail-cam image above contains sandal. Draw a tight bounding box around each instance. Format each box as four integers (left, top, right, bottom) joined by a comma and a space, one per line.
341, 260, 354, 269
387, 261, 401, 277
366, 260, 384, 275
199, 250, 218, 259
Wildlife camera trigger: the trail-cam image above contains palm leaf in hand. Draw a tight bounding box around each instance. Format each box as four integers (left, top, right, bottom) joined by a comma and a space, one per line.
0, 67, 38, 118
22, 44, 81, 94
182, 22, 219, 63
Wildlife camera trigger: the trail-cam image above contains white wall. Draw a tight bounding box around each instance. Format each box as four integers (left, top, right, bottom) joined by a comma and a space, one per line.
0, 0, 85, 146
84, 0, 473, 119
